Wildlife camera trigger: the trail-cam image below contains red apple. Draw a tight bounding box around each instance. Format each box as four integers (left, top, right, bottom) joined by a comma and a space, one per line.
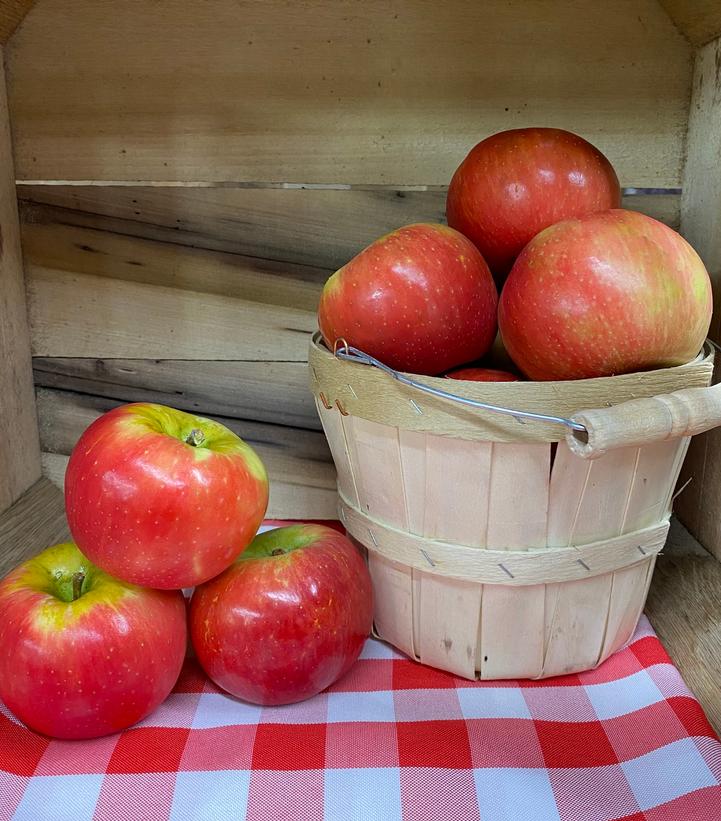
447, 128, 621, 281
65, 403, 269, 589
0, 542, 186, 739
318, 223, 498, 375
446, 367, 520, 382
498, 209, 712, 381
190, 524, 373, 705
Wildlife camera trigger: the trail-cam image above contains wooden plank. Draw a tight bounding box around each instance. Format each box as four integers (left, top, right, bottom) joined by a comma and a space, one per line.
17, 189, 680, 273
27, 266, 317, 360
486, 443, 549, 549
0, 0, 34, 43
601, 561, 655, 659
33, 358, 321, 432
646, 518, 721, 734
22, 215, 324, 361
417, 573, 482, 679
622, 439, 688, 533
659, 0, 721, 45
18, 189, 447, 272
675, 37, 721, 560
0, 478, 69, 577
542, 574, 614, 676
398, 430, 427, 536
686, 427, 721, 561
21, 220, 327, 310
480, 585, 546, 679
368, 553, 416, 660
547, 445, 640, 547
346, 418, 407, 530
315, 400, 357, 509
547, 444, 592, 547
679, 38, 721, 342
0, 47, 41, 513
6, 0, 689, 185
422, 437, 492, 546
35, 387, 337, 520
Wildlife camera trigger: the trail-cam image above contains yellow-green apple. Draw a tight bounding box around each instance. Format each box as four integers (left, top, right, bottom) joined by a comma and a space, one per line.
445, 367, 520, 382
0, 542, 186, 739
65, 403, 269, 589
318, 223, 498, 375
447, 128, 621, 282
498, 209, 712, 380
190, 525, 373, 705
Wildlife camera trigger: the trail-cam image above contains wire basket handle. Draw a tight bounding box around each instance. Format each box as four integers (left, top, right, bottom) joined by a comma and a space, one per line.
332, 341, 721, 459
333, 342, 587, 434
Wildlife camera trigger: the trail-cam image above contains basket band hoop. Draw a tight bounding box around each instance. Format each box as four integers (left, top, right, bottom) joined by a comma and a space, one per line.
339, 494, 668, 587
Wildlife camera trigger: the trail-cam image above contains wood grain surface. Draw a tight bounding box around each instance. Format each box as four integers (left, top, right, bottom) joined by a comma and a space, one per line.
6, 0, 690, 184
17, 188, 680, 272
646, 518, 721, 734
0, 0, 33, 43
659, 0, 721, 45
0, 48, 41, 513
674, 38, 721, 560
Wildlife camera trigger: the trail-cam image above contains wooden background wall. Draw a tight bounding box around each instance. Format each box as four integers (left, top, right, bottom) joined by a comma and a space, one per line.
4, 0, 698, 520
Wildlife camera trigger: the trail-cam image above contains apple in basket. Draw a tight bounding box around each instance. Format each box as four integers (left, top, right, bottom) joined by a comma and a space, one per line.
65, 403, 269, 589
445, 367, 520, 382
0, 542, 186, 739
190, 525, 373, 705
446, 127, 621, 282
498, 210, 713, 380
317, 223, 498, 376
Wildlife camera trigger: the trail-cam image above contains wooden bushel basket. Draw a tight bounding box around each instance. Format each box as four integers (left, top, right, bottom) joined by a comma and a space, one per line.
309, 333, 721, 680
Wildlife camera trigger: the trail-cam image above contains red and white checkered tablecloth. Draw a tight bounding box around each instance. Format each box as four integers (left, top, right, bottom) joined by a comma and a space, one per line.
1, 524, 720, 821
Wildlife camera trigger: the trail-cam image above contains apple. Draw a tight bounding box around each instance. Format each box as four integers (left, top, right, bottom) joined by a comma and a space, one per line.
318, 223, 498, 375
446, 128, 621, 281
445, 367, 520, 382
190, 524, 373, 705
498, 209, 712, 381
65, 403, 269, 589
0, 542, 187, 739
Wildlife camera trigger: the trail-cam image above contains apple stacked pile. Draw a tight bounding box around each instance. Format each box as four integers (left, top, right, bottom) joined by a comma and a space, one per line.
0, 404, 373, 739
319, 128, 712, 381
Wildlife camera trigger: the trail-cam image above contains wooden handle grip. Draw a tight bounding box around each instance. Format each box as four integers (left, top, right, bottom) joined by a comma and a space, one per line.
565, 383, 721, 458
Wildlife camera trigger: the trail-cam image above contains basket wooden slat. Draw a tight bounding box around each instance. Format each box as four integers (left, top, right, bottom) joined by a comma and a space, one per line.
487, 444, 550, 549
481, 584, 546, 679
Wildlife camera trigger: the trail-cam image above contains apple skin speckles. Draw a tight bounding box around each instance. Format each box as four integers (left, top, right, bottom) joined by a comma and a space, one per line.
318, 223, 497, 376
447, 128, 621, 285
0, 542, 186, 739
65, 403, 270, 590
498, 210, 712, 381
190, 525, 372, 706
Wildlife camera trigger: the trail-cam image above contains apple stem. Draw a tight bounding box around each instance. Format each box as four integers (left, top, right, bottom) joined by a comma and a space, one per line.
71, 571, 85, 601
185, 428, 205, 447
271, 549, 285, 556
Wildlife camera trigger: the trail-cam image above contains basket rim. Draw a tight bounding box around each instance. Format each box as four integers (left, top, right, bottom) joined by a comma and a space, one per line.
309, 333, 714, 442
310, 331, 713, 394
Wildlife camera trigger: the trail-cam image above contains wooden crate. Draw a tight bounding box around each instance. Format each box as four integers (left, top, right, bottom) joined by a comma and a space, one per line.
0, 0, 719, 678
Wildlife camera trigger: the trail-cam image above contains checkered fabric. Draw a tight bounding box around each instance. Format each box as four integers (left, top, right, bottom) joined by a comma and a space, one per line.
1, 524, 720, 821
